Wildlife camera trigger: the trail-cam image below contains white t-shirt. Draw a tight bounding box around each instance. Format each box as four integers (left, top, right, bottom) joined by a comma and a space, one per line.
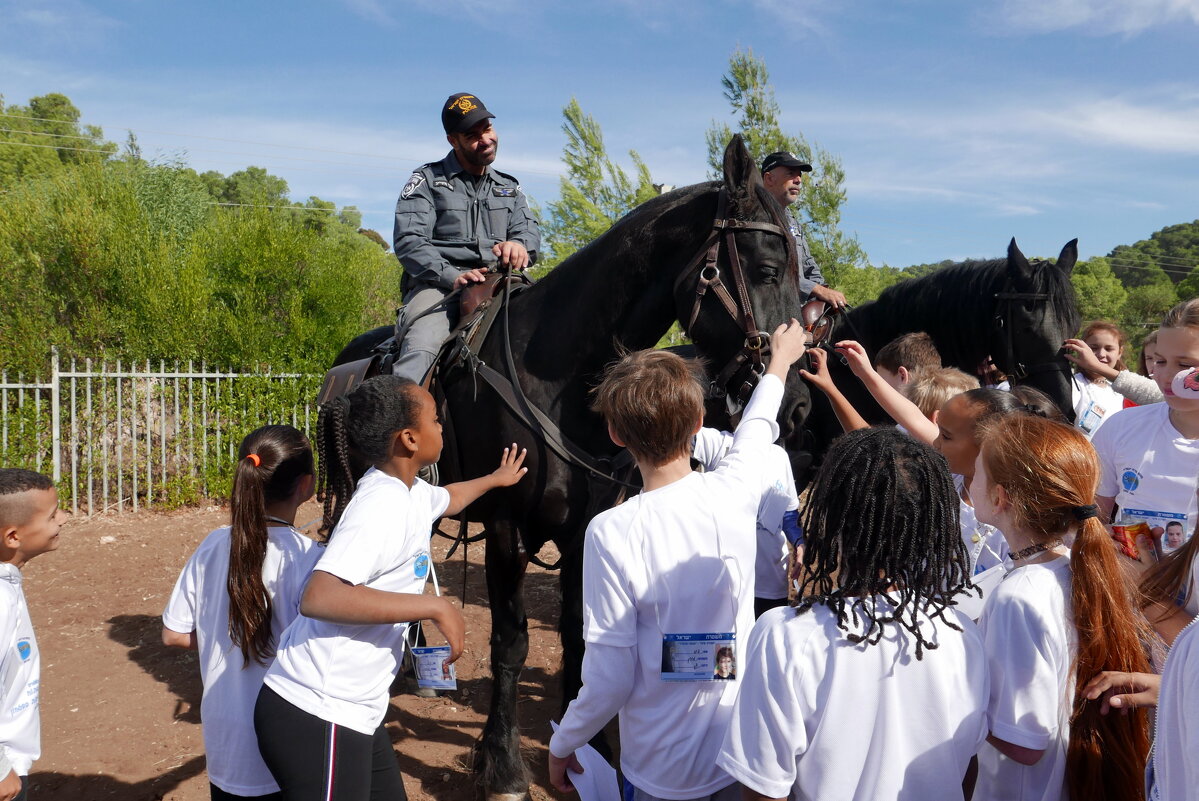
264, 469, 450, 734
693, 429, 799, 601
1149, 615, 1199, 801
162, 524, 321, 795
0, 564, 39, 777
975, 556, 1074, 801
956, 475, 1009, 576
1071, 373, 1125, 439
1092, 403, 1199, 565
717, 600, 988, 801
551, 374, 783, 799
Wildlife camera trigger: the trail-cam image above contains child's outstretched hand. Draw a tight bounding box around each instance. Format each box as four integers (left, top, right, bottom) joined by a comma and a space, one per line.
1082, 670, 1161, 715
833, 340, 874, 380
491, 443, 529, 487
766, 319, 806, 379
798, 347, 836, 394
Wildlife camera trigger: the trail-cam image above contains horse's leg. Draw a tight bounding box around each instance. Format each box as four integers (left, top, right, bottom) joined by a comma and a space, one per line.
475, 519, 532, 801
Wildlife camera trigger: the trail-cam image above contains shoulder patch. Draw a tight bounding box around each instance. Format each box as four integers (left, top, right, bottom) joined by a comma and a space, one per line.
401, 173, 426, 200
492, 186, 517, 197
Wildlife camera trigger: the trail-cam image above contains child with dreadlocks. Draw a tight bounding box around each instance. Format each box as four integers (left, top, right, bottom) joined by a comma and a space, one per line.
547, 320, 808, 801
971, 414, 1152, 801
254, 375, 526, 800
716, 427, 987, 801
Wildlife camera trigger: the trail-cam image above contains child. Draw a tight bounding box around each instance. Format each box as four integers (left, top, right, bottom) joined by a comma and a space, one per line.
971, 414, 1151, 801
874, 331, 941, 389
692, 429, 801, 618
901, 366, 979, 422
1093, 299, 1199, 643
1063, 324, 1163, 410
836, 340, 1017, 578
0, 469, 67, 801
162, 426, 322, 801
254, 375, 526, 800
547, 321, 807, 801
717, 427, 987, 801
1061, 321, 1138, 438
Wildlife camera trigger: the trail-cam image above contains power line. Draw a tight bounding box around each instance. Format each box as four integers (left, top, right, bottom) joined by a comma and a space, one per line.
0, 110, 565, 177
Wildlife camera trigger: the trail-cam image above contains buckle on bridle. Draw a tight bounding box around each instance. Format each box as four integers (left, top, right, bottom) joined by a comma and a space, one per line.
745, 332, 769, 351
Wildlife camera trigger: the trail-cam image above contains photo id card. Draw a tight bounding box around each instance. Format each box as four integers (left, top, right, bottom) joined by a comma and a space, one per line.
412, 645, 457, 691
660, 633, 736, 682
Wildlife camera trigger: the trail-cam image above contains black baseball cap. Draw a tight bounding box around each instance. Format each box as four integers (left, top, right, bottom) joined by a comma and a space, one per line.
442, 93, 495, 134
761, 151, 813, 174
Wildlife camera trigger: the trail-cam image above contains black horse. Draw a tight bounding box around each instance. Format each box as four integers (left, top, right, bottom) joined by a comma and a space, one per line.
332, 136, 805, 800
796, 238, 1080, 461
685, 239, 1079, 479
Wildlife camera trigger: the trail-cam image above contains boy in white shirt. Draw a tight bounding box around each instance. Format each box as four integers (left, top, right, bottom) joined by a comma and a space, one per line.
0, 469, 68, 801
547, 320, 807, 801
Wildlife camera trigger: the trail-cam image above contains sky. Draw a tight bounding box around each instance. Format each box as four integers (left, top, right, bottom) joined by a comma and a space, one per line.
2, 0, 1197, 272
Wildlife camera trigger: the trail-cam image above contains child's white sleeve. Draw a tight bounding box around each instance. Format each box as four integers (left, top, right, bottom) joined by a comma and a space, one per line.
580, 517, 637, 647
162, 553, 200, 634
717, 610, 807, 798
0, 747, 11, 781
692, 427, 732, 472
549, 642, 637, 758
981, 594, 1063, 749
1090, 422, 1120, 499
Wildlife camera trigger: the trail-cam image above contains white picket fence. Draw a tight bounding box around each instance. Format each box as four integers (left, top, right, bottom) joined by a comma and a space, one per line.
0, 348, 322, 517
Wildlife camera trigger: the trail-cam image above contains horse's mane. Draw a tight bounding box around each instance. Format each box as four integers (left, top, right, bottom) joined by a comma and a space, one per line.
857, 253, 1078, 367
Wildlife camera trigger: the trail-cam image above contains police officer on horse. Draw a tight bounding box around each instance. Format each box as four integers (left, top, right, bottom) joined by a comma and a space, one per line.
392, 93, 541, 382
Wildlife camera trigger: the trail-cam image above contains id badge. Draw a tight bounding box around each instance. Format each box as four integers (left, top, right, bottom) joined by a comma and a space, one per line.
1078, 401, 1105, 434
412, 645, 457, 691
660, 633, 736, 682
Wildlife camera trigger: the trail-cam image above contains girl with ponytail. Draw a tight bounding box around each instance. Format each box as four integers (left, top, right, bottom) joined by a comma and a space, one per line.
163, 425, 320, 800
970, 414, 1152, 801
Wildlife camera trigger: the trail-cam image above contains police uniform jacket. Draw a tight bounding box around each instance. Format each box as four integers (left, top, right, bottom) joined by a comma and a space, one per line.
393, 151, 540, 294
785, 210, 825, 299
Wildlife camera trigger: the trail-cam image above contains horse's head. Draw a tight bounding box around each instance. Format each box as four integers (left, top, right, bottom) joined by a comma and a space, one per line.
992, 238, 1080, 419
674, 135, 808, 433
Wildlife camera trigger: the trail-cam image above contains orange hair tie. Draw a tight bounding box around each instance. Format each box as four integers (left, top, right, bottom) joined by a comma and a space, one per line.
246, 453, 261, 467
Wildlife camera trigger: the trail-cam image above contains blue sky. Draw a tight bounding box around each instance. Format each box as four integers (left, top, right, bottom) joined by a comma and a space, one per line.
2, 0, 1197, 271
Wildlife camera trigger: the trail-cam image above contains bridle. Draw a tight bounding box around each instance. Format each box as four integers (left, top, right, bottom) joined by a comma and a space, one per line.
993, 277, 1072, 382
674, 187, 800, 405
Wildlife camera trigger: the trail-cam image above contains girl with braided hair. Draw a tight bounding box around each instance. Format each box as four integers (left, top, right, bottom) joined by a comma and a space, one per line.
163, 425, 321, 800
717, 427, 988, 801
971, 414, 1152, 801
254, 375, 527, 801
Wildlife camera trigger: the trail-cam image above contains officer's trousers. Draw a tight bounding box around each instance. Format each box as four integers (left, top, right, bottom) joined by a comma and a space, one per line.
392, 283, 456, 384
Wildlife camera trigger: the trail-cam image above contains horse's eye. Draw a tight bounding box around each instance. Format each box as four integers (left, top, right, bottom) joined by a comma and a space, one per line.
759, 265, 779, 283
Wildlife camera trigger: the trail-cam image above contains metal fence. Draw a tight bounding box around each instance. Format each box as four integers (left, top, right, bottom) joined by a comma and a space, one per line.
0, 348, 322, 516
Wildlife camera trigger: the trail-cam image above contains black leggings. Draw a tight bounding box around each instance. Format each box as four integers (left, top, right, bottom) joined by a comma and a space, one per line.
254, 685, 408, 801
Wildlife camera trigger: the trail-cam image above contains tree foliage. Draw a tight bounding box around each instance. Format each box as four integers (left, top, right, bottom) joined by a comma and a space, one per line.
0, 93, 117, 189
1108, 219, 1199, 289
0, 93, 397, 376
1071, 257, 1128, 323
705, 47, 869, 287
540, 98, 658, 270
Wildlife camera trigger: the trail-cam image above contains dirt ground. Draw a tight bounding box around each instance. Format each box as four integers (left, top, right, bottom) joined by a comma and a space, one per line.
22, 500, 580, 801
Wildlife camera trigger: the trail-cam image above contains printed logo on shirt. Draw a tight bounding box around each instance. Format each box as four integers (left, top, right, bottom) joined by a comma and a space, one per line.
1121, 469, 1142, 493
16, 638, 32, 661
414, 552, 430, 579
401, 173, 426, 200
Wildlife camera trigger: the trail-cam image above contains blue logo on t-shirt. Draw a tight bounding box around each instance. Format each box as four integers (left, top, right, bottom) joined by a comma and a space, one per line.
414, 553, 429, 579
1121, 469, 1141, 493
16, 639, 32, 661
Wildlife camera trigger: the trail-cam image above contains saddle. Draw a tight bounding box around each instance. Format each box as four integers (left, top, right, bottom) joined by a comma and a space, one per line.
800, 298, 838, 346
317, 272, 527, 404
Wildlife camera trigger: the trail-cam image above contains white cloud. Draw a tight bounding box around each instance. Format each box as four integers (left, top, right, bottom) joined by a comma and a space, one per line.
991, 0, 1199, 34
1033, 97, 1199, 153
0, 0, 121, 49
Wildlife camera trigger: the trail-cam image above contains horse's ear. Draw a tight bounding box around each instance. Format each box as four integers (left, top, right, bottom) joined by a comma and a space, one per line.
1007, 237, 1033, 281
1055, 239, 1078, 275
722, 135, 759, 200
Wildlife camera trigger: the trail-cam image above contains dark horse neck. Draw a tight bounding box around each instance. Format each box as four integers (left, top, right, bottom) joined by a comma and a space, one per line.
513, 183, 722, 383
842, 258, 1013, 370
